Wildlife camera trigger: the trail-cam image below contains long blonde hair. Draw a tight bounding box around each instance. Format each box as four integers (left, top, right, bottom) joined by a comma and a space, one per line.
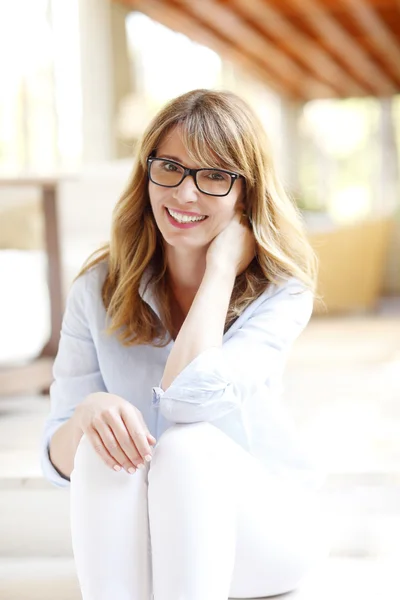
76, 89, 320, 347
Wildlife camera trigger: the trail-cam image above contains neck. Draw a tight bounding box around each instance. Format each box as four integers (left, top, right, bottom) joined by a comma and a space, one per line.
165, 245, 207, 296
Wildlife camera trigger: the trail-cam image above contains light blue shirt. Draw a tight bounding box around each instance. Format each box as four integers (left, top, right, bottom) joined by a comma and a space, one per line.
40, 260, 327, 491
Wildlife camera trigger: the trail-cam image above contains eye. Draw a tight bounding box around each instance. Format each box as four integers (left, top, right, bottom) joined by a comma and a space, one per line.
161, 161, 178, 172
207, 171, 226, 181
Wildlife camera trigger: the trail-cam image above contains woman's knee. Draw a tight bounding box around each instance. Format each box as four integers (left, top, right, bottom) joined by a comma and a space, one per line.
71, 433, 109, 479
154, 422, 222, 462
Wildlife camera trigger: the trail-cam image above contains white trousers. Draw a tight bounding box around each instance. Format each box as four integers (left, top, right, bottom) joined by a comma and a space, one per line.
70, 422, 331, 600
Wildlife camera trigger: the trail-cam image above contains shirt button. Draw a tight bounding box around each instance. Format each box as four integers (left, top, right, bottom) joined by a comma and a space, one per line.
152, 387, 162, 407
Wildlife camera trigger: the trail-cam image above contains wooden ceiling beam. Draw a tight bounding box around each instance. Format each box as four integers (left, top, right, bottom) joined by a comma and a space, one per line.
173, 0, 337, 100
124, 0, 291, 97
230, 0, 368, 97
288, 0, 397, 96
268, 0, 399, 17
341, 0, 400, 82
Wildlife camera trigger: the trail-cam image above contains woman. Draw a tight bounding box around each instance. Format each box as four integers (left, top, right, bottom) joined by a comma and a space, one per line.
40, 89, 330, 600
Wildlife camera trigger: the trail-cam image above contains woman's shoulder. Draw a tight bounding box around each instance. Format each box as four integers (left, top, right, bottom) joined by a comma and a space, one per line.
257, 275, 314, 322
84, 260, 109, 292
262, 275, 312, 300
67, 260, 109, 311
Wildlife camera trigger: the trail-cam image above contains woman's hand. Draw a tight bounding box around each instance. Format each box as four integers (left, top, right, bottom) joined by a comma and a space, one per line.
206, 210, 256, 276
73, 392, 157, 474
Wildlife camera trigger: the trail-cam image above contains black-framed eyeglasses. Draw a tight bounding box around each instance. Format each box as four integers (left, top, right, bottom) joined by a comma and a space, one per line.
147, 155, 243, 197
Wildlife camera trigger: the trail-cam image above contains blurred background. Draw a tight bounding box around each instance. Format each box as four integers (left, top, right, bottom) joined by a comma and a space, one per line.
0, 0, 399, 598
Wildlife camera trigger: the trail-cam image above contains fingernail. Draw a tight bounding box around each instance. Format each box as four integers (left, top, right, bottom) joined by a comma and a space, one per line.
113, 465, 121, 471
145, 454, 152, 462
128, 467, 136, 474
137, 463, 145, 470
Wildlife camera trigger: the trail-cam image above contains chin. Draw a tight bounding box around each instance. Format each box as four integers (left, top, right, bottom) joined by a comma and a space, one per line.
161, 230, 208, 248
167, 236, 206, 247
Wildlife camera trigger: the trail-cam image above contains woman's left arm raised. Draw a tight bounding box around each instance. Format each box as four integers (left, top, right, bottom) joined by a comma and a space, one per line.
161, 210, 255, 391
152, 211, 313, 425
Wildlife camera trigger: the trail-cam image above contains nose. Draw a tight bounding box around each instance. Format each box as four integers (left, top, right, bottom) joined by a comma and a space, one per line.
172, 173, 199, 203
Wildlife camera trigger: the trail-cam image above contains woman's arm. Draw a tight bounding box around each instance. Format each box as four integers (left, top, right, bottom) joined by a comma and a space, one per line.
161, 211, 255, 391
152, 276, 314, 424
161, 264, 236, 391
49, 411, 83, 480
40, 267, 108, 488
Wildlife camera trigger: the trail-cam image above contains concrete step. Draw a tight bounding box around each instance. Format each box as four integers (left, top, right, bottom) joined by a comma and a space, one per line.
0, 484, 72, 557
0, 473, 400, 558
1, 398, 399, 558
0, 558, 80, 600
0, 556, 397, 600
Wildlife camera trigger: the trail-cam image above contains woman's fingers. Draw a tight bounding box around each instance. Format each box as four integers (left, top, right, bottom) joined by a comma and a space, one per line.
110, 415, 149, 469
137, 411, 157, 446
148, 431, 157, 444
94, 421, 138, 472
83, 404, 156, 474
88, 426, 129, 472
121, 407, 155, 461
93, 414, 155, 474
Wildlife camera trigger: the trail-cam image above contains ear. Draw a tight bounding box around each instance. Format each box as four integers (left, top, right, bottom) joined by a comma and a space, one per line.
236, 197, 246, 212
237, 179, 247, 209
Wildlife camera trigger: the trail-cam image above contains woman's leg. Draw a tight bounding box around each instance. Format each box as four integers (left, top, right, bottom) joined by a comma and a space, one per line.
70, 424, 330, 600
148, 422, 330, 600
70, 434, 152, 600
226, 437, 331, 598
148, 422, 238, 600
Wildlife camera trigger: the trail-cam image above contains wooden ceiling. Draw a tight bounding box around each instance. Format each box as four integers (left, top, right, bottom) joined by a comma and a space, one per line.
116, 0, 400, 100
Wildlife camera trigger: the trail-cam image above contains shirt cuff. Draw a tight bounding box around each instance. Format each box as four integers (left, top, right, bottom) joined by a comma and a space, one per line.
40, 423, 71, 489
151, 347, 239, 423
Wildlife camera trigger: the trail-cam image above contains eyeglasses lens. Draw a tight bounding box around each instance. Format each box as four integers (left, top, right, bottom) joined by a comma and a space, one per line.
150, 160, 231, 195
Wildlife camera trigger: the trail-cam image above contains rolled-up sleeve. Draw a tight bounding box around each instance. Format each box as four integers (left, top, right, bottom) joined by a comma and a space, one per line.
152, 277, 313, 424
39, 270, 107, 488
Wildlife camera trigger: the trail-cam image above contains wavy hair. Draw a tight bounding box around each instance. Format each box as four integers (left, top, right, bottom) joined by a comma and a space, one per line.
75, 89, 321, 347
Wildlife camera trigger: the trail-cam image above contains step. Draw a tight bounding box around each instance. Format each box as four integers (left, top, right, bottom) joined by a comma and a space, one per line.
0, 556, 397, 600
0, 473, 400, 558
0, 558, 80, 600
0, 485, 72, 557
1, 398, 399, 558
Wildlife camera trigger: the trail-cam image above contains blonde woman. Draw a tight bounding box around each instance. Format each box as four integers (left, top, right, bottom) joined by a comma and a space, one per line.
41, 89, 330, 600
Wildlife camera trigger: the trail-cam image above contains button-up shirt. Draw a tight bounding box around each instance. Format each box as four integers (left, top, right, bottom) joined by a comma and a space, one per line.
40, 260, 326, 491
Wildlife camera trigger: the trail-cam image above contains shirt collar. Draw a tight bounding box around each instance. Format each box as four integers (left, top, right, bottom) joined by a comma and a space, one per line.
138, 263, 161, 319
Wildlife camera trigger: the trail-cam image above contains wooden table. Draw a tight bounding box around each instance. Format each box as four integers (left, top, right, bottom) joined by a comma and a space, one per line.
0, 176, 75, 396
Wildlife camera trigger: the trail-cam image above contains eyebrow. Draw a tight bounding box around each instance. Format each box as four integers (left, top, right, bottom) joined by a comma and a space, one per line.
157, 154, 184, 163
156, 154, 226, 171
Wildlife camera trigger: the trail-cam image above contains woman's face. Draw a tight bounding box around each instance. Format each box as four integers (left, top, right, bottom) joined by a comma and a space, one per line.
148, 125, 245, 252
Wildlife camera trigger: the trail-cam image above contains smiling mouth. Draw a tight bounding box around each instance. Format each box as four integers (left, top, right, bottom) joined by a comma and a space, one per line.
166, 207, 208, 222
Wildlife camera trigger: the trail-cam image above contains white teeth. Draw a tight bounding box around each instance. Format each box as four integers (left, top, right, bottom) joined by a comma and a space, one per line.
167, 208, 207, 223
